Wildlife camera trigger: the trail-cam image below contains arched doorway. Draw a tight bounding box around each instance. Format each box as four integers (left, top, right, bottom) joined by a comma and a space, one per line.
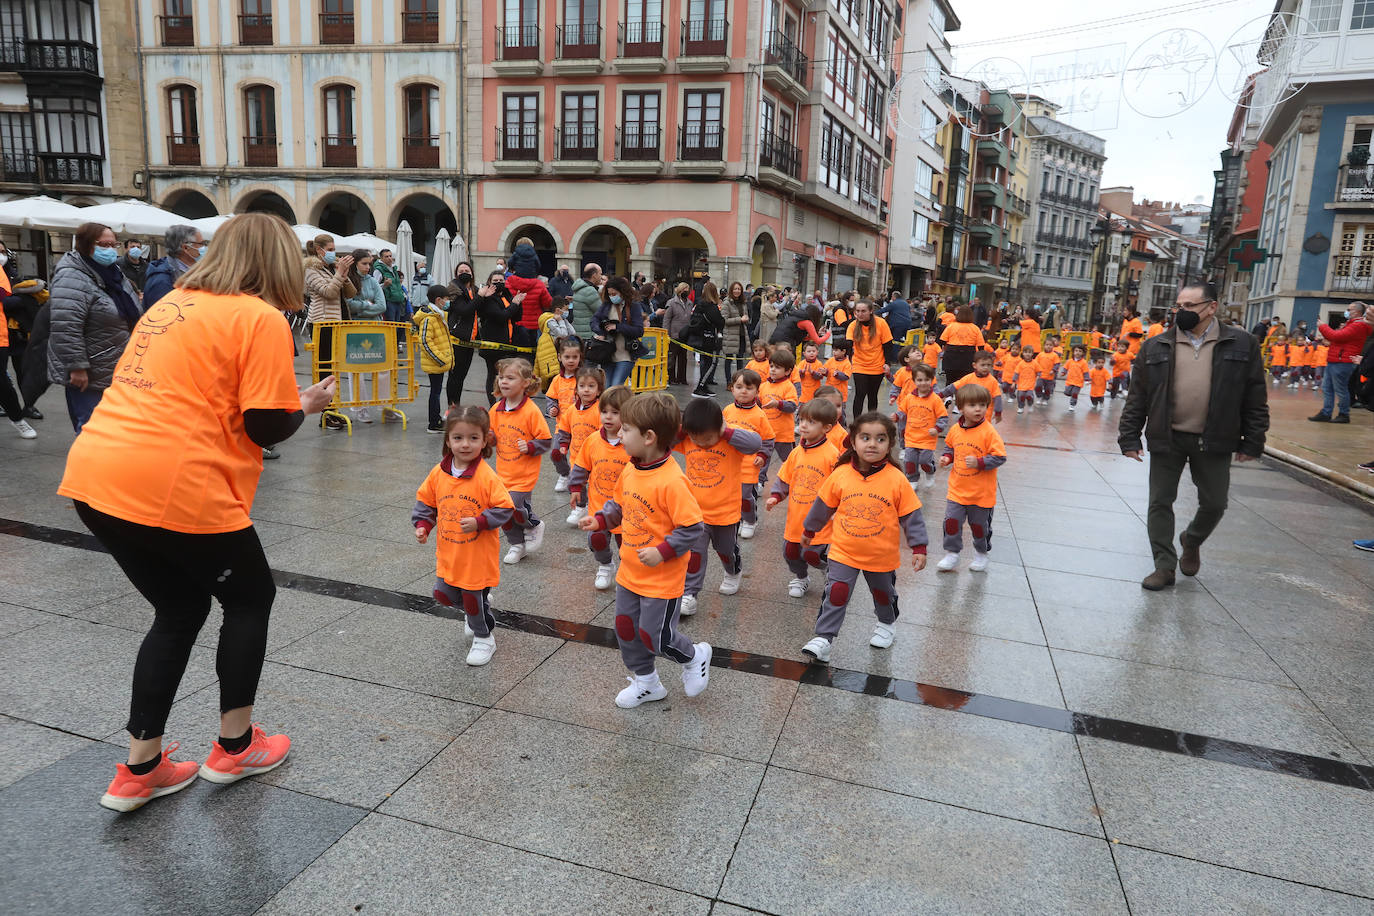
237, 190, 297, 224
578, 225, 630, 279
652, 225, 710, 288
162, 188, 218, 219
393, 193, 457, 262
505, 223, 557, 277
751, 231, 779, 286
314, 191, 377, 236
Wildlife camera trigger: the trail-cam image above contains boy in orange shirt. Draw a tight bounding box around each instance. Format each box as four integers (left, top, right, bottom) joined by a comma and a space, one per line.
766, 398, 841, 598
760, 346, 800, 476
936, 350, 1004, 421
674, 398, 764, 615
889, 344, 922, 404
489, 358, 551, 564
824, 339, 853, 402
893, 364, 950, 490
553, 366, 605, 522
1288, 339, 1310, 389
936, 385, 1006, 573
569, 385, 633, 591
816, 385, 850, 451
1014, 345, 1038, 413
922, 337, 942, 376
1110, 340, 1132, 398
723, 368, 775, 540
999, 345, 1021, 399
1088, 355, 1111, 410
797, 342, 828, 403
1034, 338, 1060, 403
544, 338, 585, 456
1269, 337, 1289, 385
1062, 345, 1089, 411
578, 392, 713, 709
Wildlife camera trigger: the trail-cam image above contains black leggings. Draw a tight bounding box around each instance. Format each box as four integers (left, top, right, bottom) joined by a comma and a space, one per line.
75, 501, 276, 740
445, 344, 476, 407
853, 372, 884, 416
0, 346, 21, 420
481, 347, 518, 405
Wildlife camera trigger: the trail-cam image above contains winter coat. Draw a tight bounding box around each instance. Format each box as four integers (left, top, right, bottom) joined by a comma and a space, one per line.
142, 256, 188, 310
880, 297, 913, 340
476, 290, 523, 347
547, 269, 575, 300
506, 243, 552, 330
346, 273, 387, 320
446, 281, 480, 342
721, 296, 750, 357
412, 304, 454, 375
662, 294, 693, 339
593, 298, 646, 363
757, 298, 781, 346
536, 311, 560, 381
1318, 316, 1373, 364
304, 257, 357, 323
46, 250, 140, 390
570, 277, 601, 340
118, 255, 147, 293
373, 261, 406, 304
686, 298, 725, 352
21, 301, 51, 406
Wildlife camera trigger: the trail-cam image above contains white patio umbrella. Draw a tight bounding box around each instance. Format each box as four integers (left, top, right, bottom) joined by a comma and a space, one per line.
430, 227, 453, 285
395, 220, 415, 285
336, 232, 394, 254
76, 199, 185, 236
190, 214, 235, 239
449, 232, 469, 269
0, 195, 87, 231
291, 224, 326, 247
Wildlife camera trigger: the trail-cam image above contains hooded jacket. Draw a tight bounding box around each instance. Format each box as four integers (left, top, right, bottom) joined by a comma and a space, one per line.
413, 302, 455, 375
46, 250, 140, 390
304, 256, 357, 323
570, 276, 601, 340
547, 268, 575, 299
142, 255, 189, 310
505, 243, 552, 330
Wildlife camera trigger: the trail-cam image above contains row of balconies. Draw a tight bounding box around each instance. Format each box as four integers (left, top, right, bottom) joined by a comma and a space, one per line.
1034, 230, 1095, 251
0, 38, 100, 76
1038, 187, 1099, 212
164, 134, 440, 170
0, 151, 103, 186
156, 12, 439, 47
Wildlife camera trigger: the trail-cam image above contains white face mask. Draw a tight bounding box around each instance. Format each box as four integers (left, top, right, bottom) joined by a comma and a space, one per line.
0, 254, 8, 267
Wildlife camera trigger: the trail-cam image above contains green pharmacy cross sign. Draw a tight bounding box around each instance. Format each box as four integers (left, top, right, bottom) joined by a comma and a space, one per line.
1228, 240, 1268, 272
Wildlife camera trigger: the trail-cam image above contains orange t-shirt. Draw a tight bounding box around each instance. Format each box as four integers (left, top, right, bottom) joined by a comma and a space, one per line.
1015, 360, 1038, 392
848, 317, 894, 374
1268, 344, 1288, 367
557, 396, 600, 463
416, 458, 514, 591
940, 322, 983, 348
545, 372, 577, 414
798, 358, 827, 402
1090, 330, 1104, 351
939, 311, 956, 326
1034, 351, 1059, 380
674, 431, 748, 525
745, 358, 771, 379
813, 461, 920, 572
953, 371, 1001, 406
1315, 344, 1329, 367
1146, 323, 1165, 340
1088, 366, 1110, 397
1064, 359, 1089, 388
1000, 355, 1021, 385
922, 341, 941, 369
891, 366, 914, 399
944, 419, 1005, 509
57, 290, 300, 534
573, 430, 630, 525
1291, 346, 1311, 368
1111, 352, 1132, 378
1019, 318, 1042, 352
778, 438, 840, 544
824, 356, 852, 400
826, 421, 849, 452
611, 457, 704, 598
760, 376, 798, 443
897, 389, 947, 449
489, 395, 548, 492
1121, 317, 1144, 358
723, 401, 773, 485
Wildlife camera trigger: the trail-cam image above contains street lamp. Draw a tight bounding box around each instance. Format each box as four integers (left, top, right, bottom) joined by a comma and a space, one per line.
1088, 217, 1111, 327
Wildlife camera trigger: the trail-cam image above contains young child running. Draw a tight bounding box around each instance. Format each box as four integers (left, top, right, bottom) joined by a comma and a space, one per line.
999, 344, 1021, 400
569, 385, 633, 590
894, 363, 950, 490
1269, 337, 1289, 385
745, 340, 771, 380
1063, 345, 1089, 411
825, 339, 853, 403
935, 350, 1004, 422
889, 344, 921, 404
922, 336, 942, 378
489, 358, 550, 564
1034, 342, 1060, 404
674, 398, 764, 615
816, 385, 850, 452
936, 385, 1006, 573
1110, 340, 1132, 398
722, 368, 775, 540
554, 367, 605, 524
578, 392, 713, 708
1014, 346, 1038, 414
798, 342, 828, 403
545, 338, 584, 491
1088, 355, 1110, 410
759, 346, 800, 478
766, 398, 841, 598
798, 412, 927, 662
413, 407, 516, 666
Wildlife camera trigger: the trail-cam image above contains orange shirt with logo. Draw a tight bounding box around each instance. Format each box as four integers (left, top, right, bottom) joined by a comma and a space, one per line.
489, 396, 548, 492
1111, 352, 1132, 378
953, 371, 1002, 405
1000, 354, 1021, 385
1064, 358, 1089, 388
897, 389, 948, 449
824, 356, 852, 400
760, 377, 798, 443
57, 290, 300, 534
557, 396, 601, 462
1035, 351, 1060, 380
611, 458, 704, 598
940, 322, 984, 348
848, 317, 894, 374
1015, 360, 1038, 392
813, 461, 920, 573
778, 439, 840, 544
891, 366, 914, 399
798, 358, 827, 402
922, 341, 942, 370
417, 459, 514, 591
745, 358, 771, 380
546, 372, 577, 414
944, 419, 1005, 509
723, 401, 772, 484
1019, 318, 1042, 352
1088, 366, 1111, 397
674, 431, 747, 525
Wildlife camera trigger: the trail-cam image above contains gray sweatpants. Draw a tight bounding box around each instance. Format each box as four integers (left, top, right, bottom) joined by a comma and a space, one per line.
685, 523, 741, 597
902, 447, 936, 483
615, 586, 695, 676
588, 529, 622, 565
943, 501, 993, 554
433, 579, 496, 638
742, 483, 759, 525
504, 489, 540, 546
814, 560, 899, 641
784, 540, 828, 578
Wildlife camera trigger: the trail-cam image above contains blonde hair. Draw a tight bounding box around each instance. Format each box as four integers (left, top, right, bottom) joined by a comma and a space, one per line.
492, 357, 540, 399
304, 234, 335, 258
176, 213, 306, 312
675, 281, 690, 296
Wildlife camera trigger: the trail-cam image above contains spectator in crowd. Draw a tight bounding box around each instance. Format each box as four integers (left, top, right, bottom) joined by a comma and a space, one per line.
659, 281, 694, 385
117, 239, 148, 293
476, 268, 526, 405
343, 250, 386, 424
303, 234, 356, 429
720, 281, 752, 379
1311, 301, 1372, 424
445, 261, 480, 407
756, 287, 782, 347
548, 262, 575, 299
571, 262, 603, 340
143, 225, 205, 309
506, 237, 552, 349
687, 281, 726, 396
373, 248, 408, 322
592, 275, 646, 387
878, 289, 912, 343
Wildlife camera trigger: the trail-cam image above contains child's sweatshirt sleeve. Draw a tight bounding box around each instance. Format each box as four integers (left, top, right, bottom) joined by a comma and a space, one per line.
478, 506, 515, 530
898, 508, 928, 555
523, 410, 553, 455
801, 488, 837, 538
412, 470, 438, 533
659, 519, 705, 560
934, 415, 952, 433
720, 426, 763, 456
594, 498, 622, 531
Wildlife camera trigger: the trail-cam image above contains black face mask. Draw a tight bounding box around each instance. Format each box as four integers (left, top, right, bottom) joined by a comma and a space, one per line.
1175, 307, 1202, 332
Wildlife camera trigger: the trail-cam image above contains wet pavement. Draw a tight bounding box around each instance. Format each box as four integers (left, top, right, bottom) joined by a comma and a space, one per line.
2, 355, 1373, 914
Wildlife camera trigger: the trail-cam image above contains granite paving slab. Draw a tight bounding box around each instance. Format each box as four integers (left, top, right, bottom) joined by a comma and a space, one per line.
0, 714, 93, 789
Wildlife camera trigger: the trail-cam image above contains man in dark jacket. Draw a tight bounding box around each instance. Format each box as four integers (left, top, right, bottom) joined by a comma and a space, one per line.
142, 225, 203, 309
547, 263, 575, 299
1119, 282, 1269, 591
877, 290, 912, 341
117, 240, 148, 293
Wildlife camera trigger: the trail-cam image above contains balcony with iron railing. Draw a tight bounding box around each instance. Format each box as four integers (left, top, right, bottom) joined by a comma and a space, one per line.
158, 15, 194, 46
166, 134, 201, 166
1336, 164, 1374, 205
937, 264, 963, 285
555, 22, 600, 58
1331, 255, 1374, 295
678, 123, 724, 160
239, 13, 272, 44
0, 39, 24, 69
319, 11, 354, 44
38, 153, 102, 185
941, 204, 965, 227
680, 18, 727, 62
1, 151, 39, 183
243, 136, 277, 167
1009, 192, 1029, 215
949, 148, 968, 172
617, 20, 664, 65
758, 131, 801, 180
496, 125, 540, 162
495, 24, 541, 72
762, 30, 808, 96
555, 125, 599, 160
403, 135, 439, 168
616, 125, 661, 161
322, 134, 357, 168
403, 9, 439, 42
22, 40, 99, 74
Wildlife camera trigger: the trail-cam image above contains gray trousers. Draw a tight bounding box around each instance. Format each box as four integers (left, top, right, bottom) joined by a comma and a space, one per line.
685, 523, 741, 597
814, 560, 899, 640
588, 529, 621, 565
764, 440, 794, 482
433, 579, 495, 638
784, 540, 828, 578
902, 447, 936, 482
944, 501, 994, 554
504, 490, 540, 545
742, 483, 759, 525
615, 586, 695, 675
1147, 432, 1231, 571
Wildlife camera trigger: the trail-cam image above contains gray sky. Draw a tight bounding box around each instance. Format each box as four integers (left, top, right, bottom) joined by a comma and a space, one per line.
947, 0, 1274, 205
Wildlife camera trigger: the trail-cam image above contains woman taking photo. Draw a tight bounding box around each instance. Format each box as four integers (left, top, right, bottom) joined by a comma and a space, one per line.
303, 234, 355, 430
445, 260, 480, 407
57, 213, 336, 812
475, 267, 526, 405
939, 305, 985, 385
47, 222, 143, 432
847, 298, 893, 415
687, 280, 725, 396
756, 288, 781, 347
720, 280, 751, 381
343, 250, 386, 424
768, 302, 830, 349
591, 276, 645, 387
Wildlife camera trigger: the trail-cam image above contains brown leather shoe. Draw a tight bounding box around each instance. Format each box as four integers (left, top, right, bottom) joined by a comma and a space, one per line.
1179, 535, 1201, 577
1141, 569, 1176, 591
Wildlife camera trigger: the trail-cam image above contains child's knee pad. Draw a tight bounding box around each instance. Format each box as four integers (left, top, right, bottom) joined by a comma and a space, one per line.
827, 580, 850, 606
461, 592, 481, 616
638, 628, 656, 651
784, 541, 802, 561
944, 517, 959, 536
687, 552, 702, 574
970, 522, 984, 539
614, 614, 636, 642
589, 530, 609, 552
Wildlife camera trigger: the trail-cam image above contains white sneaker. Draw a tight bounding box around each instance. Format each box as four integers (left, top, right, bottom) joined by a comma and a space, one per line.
355, 407, 374, 424
719, 572, 742, 595
525, 520, 546, 553
1017, 406, 1024, 414
970, 551, 990, 572
616, 673, 668, 709
936, 552, 960, 571
802, 636, 832, 663
594, 564, 614, 590
554, 475, 569, 493
679, 594, 698, 617
921, 474, 936, 490
870, 623, 895, 649
787, 576, 809, 598
739, 521, 757, 539
566, 505, 587, 527
466, 635, 495, 666
682, 642, 712, 697
463, 620, 473, 638
1068, 404, 1076, 412
1288, 383, 1298, 389
503, 544, 526, 565
11, 419, 36, 439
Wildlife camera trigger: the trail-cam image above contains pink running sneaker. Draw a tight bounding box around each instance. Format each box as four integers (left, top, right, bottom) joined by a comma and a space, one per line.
198, 724, 291, 785
99, 742, 199, 812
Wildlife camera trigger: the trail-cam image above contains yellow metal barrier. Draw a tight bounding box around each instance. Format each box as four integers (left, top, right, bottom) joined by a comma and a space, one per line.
1060, 330, 1090, 351
630, 327, 669, 392
903, 329, 927, 348
310, 320, 416, 435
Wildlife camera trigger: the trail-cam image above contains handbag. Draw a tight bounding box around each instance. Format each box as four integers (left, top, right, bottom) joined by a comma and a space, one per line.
585, 336, 615, 363
627, 336, 647, 360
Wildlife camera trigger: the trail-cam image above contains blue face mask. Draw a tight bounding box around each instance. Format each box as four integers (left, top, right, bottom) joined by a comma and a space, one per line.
197, 245, 207, 259
92, 247, 119, 266
323, 250, 337, 264
610, 294, 623, 305
127, 246, 143, 259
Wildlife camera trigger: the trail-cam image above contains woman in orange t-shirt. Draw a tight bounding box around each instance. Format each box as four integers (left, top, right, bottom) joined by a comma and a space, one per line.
1018, 309, 1042, 354
939, 306, 984, 385
57, 214, 338, 812
846, 299, 894, 415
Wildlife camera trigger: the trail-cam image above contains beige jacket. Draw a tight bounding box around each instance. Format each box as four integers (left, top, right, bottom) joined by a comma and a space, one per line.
304, 256, 357, 322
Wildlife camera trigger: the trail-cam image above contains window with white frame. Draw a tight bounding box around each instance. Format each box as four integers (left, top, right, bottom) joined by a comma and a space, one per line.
916, 159, 934, 201
1333, 223, 1374, 289
912, 212, 930, 248
819, 113, 853, 195
1349, 0, 1374, 29
920, 105, 939, 145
